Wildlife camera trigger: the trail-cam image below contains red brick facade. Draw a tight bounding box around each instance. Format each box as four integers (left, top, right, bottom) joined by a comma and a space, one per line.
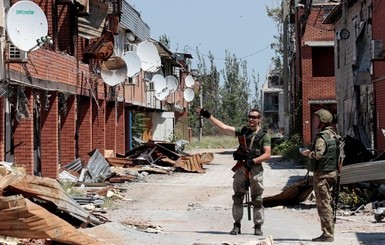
299, 7, 336, 145
0, 0, 191, 178
372, 1, 385, 151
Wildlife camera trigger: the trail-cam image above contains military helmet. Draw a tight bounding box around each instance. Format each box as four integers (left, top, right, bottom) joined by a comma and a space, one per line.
314, 109, 333, 124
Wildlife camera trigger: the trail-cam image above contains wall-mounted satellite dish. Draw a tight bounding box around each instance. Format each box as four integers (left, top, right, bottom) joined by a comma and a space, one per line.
6, 0, 49, 52
101, 57, 127, 86
121, 51, 141, 78
165, 76, 179, 93
183, 88, 195, 103
136, 40, 161, 72
185, 75, 195, 88
152, 74, 169, 100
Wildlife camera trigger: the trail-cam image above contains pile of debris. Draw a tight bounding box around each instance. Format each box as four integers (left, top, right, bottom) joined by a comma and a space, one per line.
0, 140, 214, 244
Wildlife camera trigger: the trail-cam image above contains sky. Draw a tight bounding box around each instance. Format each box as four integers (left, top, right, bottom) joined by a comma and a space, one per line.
127, 0, 278, 85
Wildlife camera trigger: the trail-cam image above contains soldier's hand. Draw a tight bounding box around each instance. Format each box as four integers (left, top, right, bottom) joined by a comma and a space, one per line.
200, 108, 211, 119
245, 151, 256, 160
244, 159, 254, 171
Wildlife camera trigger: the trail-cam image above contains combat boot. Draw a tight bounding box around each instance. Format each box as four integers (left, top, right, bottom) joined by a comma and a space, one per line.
312, 235, 334, 242
254, 224, 263, 236
230, 223, 241, 235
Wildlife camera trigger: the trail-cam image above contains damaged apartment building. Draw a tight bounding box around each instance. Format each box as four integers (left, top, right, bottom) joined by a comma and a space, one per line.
0, 0, 194, 179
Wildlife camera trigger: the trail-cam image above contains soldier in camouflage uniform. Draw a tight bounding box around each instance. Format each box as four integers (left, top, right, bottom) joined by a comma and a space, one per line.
302, 109, 339, 242
198, 108, 271, 236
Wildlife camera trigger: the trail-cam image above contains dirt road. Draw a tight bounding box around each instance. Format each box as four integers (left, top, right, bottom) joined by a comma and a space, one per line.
84, 149, 385, 245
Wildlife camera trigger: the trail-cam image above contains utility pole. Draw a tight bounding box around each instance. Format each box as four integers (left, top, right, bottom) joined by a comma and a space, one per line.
198, 79, 203, 142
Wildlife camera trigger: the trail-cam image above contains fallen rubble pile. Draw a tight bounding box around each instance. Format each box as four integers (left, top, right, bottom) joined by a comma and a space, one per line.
0, 140, 214, 244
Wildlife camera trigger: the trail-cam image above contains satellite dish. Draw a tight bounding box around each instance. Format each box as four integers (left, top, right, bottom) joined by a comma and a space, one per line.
185, 75, 195, 88
6, 1, 49, 52
152, 74, 169, 101
136, 40, 161, 72
165, 76, 179, 93
183, 88, 195, 102
101, 57, 127, 86
121, 51, 141, 78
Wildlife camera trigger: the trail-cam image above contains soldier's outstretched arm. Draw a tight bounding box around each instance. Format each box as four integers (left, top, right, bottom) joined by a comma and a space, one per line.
197, 108, 235, 136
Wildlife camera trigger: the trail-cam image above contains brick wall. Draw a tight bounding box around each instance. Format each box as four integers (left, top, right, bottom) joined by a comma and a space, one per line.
59, 95, 76, 165
92, 99, 105, 156
78, 96, 92, 163
301, 7, 336, 144
372, 1, 385, 151
116, 101, 126, 155
13, 88, 34, 173
41, 91, 59, 178
105, 101, 116, 154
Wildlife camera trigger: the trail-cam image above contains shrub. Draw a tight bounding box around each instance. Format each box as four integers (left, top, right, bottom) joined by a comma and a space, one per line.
272, 133, 305, 163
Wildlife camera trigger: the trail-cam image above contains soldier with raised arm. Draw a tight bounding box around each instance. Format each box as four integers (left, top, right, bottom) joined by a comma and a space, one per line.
198, 108, 271, 236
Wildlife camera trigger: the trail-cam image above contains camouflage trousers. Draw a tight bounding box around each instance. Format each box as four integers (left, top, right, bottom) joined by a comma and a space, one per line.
313, 170, 337, 238
232, 163, 264, 225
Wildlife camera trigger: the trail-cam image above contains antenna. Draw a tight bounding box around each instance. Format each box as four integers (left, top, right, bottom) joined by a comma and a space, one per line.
136, 40, 161, 72
121, 51, 141, 78
6, 1, 49, 52
152, 74, 169, 100
165, 75, 179, 93
183, 88, 195, 103
185, 75, 195, 88
101, 57, 127, 86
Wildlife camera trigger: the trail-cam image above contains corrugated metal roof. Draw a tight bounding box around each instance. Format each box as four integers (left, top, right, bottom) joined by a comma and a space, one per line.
120, 1, 150, 41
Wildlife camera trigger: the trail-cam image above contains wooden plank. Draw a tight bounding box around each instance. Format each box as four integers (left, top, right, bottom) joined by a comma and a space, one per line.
0, 195, 103, 244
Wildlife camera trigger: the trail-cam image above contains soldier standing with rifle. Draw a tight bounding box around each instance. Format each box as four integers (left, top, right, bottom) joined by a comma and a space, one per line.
197, 108, 271, 236
301, 109, 341, 243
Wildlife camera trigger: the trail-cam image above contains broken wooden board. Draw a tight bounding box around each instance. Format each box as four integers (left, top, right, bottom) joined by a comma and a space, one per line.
0, 195, 103, 245
199, 152, 214, 164
106, 157, 133, 168
175, 154, 206, 173
263, 177, 313, 208
0, 174, 103, 227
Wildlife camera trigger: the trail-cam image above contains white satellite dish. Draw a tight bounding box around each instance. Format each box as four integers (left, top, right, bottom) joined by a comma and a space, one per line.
6, 1, 49, 52
185, 75, 195, 88
152, 74, 169, 101
136, 40, 161, 72
121, 51, 141, 78
154, 90, 169, 101
101, 57, 127, 86
183, 88, 195, 102
165, 76, 179, 93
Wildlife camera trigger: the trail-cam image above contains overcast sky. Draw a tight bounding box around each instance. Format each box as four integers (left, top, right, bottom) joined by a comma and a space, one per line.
127, 0, 278, 84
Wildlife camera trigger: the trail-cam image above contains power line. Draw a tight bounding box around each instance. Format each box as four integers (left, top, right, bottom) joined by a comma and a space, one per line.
184, 44, 271, 61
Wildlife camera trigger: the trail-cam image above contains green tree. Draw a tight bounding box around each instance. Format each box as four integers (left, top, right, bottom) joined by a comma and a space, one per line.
132, 112, 147, 139
189, 50, 221, 136
266, 0, 283, 72
250, 71, 261, 110
219, 50, 250, 128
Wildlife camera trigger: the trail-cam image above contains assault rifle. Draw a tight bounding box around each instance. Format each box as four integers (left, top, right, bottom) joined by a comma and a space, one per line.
245, 176, 252, 220
231, 135, 252, 220
333, 137, 345, 223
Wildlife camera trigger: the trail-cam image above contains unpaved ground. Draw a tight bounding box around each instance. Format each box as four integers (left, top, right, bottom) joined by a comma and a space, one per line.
83, 149, 385, 245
